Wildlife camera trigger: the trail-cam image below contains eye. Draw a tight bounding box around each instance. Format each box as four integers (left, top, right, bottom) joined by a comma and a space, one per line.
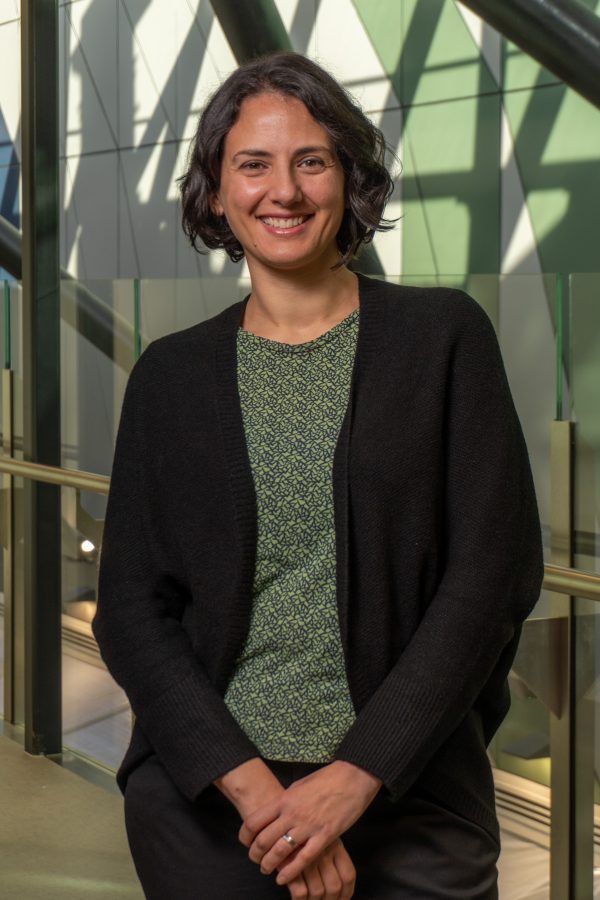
240, 160, 267, 172
298, 157, 326, 170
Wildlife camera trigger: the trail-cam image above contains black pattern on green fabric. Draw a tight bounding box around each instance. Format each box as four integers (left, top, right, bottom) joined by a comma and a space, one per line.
224, 307, 359, 762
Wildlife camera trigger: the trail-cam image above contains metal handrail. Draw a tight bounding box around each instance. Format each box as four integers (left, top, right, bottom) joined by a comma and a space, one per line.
1, 455, 599, 599
0, 455, 109, 494
542, 563, 600, 601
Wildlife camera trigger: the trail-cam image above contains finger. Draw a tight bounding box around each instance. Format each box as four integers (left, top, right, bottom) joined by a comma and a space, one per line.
332, 845, 356, 899
287, 873, 309, 900
303, 861, 326, 899
238, 799, 281, 847
318, 854, 342, 900
257, 826, 306, 872
276, 836, 329, 886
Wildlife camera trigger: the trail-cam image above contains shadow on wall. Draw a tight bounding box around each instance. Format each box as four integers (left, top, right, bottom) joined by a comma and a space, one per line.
2, 0, 600, 281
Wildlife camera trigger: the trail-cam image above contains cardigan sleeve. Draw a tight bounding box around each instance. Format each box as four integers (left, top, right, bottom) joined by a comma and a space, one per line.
334, 293, 544, 801
92, 345, 260, 802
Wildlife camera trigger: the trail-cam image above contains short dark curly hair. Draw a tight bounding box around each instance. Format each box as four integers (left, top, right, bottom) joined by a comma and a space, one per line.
179, 51, 396, 265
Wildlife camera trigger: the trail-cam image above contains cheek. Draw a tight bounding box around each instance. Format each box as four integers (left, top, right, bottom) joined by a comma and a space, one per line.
322, 177, 346, 222
325, 192, 347, 231
232, 181, 264, 210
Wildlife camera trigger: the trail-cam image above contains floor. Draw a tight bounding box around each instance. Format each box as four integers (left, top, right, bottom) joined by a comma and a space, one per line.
0, 617, 579, 899
0, 730, 142, 900
62, 652, 132, 771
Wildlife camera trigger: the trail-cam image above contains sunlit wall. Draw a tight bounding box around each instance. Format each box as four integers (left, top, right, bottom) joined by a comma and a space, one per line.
1, 0, 600, 281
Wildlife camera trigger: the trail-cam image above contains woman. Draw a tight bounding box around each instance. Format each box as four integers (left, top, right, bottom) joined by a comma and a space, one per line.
93, 51, 544, 900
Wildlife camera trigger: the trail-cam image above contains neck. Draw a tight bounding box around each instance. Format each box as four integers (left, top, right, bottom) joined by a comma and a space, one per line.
243, 262, 359, 341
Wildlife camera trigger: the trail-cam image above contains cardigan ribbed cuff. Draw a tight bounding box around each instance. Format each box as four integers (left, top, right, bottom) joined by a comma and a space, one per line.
136, 670, 261, 803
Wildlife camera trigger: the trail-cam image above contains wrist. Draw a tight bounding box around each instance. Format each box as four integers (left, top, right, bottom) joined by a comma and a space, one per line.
329, 759, 383, 795
213, 757, 283, 818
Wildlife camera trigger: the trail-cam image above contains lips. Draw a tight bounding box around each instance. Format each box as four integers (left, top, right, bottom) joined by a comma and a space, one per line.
259, 215, 311, 229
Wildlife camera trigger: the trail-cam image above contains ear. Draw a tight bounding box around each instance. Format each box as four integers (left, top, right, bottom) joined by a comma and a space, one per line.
210, 194, 224, 217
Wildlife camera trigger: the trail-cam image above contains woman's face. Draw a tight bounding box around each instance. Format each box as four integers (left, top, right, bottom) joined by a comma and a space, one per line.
212, 92, 346, 277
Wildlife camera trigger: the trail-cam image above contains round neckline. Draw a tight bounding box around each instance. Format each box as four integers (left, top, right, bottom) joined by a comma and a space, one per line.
237, 307, 359, 354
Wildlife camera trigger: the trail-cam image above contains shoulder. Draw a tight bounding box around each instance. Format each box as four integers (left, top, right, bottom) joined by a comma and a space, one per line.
360, 273, 491, 327
358, 274, 498, 352
126, 297, 244, 386
146, 297, 243, 360
116, 298, 243, 429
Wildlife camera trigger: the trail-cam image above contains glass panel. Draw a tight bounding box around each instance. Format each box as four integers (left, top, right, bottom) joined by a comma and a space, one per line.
59, 276, 133, 767
0, 460, 17, 722
1, 280, 25, 726
570, 275, 600, 895
1, 473, 26, 727
60, 278, 136, 479
0, 281, 11, 720
138, 275, 251, 343
571, 273, 600, 574
60, 483, 130, 770
574, 595, 598, 897
481, 273, 554, 566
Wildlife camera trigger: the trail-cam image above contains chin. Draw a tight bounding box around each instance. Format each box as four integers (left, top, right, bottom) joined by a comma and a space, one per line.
255, 247, 338, 273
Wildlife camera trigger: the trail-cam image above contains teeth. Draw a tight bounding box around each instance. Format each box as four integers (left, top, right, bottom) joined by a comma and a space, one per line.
262, 216, 308, 228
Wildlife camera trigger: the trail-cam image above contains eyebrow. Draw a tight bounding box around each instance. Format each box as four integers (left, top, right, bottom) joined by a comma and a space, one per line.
231, 145, 333, 161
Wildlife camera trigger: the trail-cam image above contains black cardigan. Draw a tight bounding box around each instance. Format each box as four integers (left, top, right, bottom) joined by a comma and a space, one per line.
93, 273, 544, 842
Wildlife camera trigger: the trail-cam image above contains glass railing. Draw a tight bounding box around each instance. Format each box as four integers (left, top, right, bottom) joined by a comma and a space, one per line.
571, 274, 600, 575
1, 270, 599, 897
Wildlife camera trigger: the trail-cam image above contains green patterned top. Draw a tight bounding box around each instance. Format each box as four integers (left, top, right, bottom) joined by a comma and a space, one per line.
223, 307, 359, 762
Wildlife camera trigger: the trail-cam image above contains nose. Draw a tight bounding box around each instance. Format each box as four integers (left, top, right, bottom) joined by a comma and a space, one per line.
268, 163, 303, 206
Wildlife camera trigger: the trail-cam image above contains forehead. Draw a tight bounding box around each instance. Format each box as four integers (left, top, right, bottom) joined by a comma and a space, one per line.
224, 92, 333, 152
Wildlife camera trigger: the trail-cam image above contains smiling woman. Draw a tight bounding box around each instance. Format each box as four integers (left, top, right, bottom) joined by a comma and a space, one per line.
209, 93, 347, 279
93, 50, 543, 900
179, 51, 394, 269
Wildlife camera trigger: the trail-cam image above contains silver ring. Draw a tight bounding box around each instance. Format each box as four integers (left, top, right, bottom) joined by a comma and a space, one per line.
281, 833, 297, 848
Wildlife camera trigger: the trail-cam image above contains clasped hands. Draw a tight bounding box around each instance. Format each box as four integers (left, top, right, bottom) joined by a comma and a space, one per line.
238, 759, 382, 899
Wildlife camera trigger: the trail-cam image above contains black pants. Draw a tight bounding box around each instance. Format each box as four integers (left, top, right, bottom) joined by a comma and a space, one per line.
124, 754, 499, 899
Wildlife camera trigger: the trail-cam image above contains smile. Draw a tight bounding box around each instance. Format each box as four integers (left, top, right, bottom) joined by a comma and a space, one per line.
259, 215, 311, 229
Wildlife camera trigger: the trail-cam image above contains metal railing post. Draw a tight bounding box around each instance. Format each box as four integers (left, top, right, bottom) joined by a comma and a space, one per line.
21, 0, 62, 756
